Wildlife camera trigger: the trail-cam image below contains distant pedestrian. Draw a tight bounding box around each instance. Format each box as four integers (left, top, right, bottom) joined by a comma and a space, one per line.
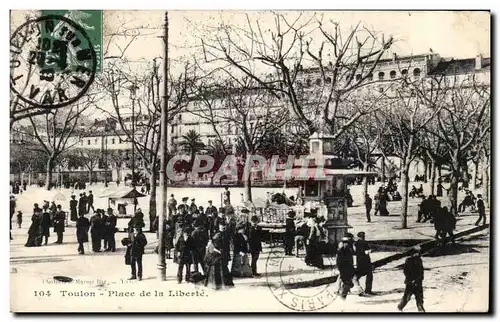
87, 191, 95, 213
398, 246, 425, 312
40, 210, 52, 245
17, 211, 23, 228
364, 194, 372, 222
475, 194, 486, 226
223, 186, 231, 204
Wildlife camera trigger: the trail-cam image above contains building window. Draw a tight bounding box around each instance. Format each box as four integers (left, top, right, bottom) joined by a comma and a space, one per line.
119, 138, 123, 144
95, 138, 98, 144
378, 72, 385, 80
355, 74, 362, 81
401, 69, 408, 76
178, 115, 182, 121
413, 68, 421, 77
378, 86, 384, 93
87, 140, 91, 145
315, 78, 322, 86
390, 71, 397, 79
367, 73, 373, 81
112, 138, 115, 144
306, 78, 312, 87
325, 77, 332, 84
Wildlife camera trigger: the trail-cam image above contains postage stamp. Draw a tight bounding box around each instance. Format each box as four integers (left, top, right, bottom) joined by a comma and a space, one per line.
10, 14, 97, 108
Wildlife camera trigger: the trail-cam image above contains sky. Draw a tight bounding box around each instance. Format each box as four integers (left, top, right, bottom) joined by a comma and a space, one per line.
104, 10, 490, 66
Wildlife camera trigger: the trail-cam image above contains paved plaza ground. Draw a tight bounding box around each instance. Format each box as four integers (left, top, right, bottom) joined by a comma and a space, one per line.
10, 183, 490, 312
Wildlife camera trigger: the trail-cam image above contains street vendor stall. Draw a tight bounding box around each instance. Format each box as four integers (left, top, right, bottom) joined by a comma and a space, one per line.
99, 187, 147, 232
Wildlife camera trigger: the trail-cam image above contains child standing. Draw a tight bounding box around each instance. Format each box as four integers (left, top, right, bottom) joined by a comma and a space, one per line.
17, 211, 23, 228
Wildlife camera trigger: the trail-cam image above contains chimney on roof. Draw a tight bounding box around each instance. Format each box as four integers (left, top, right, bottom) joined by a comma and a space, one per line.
475, 54, 483, 70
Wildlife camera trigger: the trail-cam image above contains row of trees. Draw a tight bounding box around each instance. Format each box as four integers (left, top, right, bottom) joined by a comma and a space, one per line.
11, 12, 490, 230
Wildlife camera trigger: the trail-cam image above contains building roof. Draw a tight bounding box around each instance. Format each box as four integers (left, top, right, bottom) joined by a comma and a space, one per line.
428, 57, 491, 75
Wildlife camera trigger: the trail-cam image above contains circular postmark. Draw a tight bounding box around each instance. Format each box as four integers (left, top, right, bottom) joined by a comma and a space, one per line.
10, 14, 97, 109
265, 247, 338, 312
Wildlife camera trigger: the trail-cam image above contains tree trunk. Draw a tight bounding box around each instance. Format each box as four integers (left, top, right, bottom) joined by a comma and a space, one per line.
88, 170, 93, 185
423, 159, 428, 183
430, 160, 436, 196
381, 156, 386, 183
400, 163, 410, 229
472, 159, 479, 189
363, 162, 369, 198
149, 167, 158, 232
45, 157, 54, 190
449, 162, 460, 216
438, 165, 442, 179
482, 156, 490, 208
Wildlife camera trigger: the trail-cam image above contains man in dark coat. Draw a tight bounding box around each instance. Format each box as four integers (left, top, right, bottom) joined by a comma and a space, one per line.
53, 205, 66, 244
206, 200, 220, 239
249, 215, 263, 277
175, 226, 194, 283
76, 212, 90, 254
398, 246, 425, 312
354, 232, 374, 295
284, 211, 296, 256
105, 208, 117, 252
168, 194, 177, 218
191, 218, 209, 275
189, 198, 198, 215
90, 210, 103, 252
177, 197, 189, 214
336, 237, 355, 299
69, 195, 78, 222
129, 226, 148, 281
416, 195, 427, 223
87, 190, 95, 213
101, 209, 109, 250
475, 194, 486, 226
78, 193, 86, 216
40, 210, 52, 245
10, 195, 16, 240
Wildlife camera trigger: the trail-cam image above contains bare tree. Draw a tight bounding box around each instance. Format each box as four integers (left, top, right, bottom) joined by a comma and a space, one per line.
68, 148, 102, 185
23, 99, 94, 190
380, 75, 448, 228
192, 77, 290, 201
198, 12, 394, 138
99, 59, 195, 229
423, 74, 490, 215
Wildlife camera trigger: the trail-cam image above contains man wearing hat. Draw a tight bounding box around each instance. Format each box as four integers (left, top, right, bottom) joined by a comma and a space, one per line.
336, 236, 355, 299
87, 190, 95, 213
398, 246, 425, 312
177, 197, 189, 214
354, 232, 374, 295
53, 205, 66, 244
189, 198, 198, 215
284, 211, 296, 256
475, 194, 486, 226
249, 215, 263, 277
168, 194, 177, 217
206, 200, 219, 238
129, 225, 148, 281
105, 208, 117, 252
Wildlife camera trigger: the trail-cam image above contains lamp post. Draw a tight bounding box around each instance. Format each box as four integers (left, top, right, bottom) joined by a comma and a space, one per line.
129, 82, 139, 189
157, 11, 169, 281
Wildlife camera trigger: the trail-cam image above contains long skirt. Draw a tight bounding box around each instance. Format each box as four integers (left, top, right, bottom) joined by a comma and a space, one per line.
305, 242, 324, 268
205, 260, 234, 290
231, 253, 253, 278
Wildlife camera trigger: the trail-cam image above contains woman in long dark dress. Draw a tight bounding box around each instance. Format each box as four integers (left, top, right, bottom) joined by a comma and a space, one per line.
204, 220, 234, 289
25, 208, 42, 247
231, 224, 253, 277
